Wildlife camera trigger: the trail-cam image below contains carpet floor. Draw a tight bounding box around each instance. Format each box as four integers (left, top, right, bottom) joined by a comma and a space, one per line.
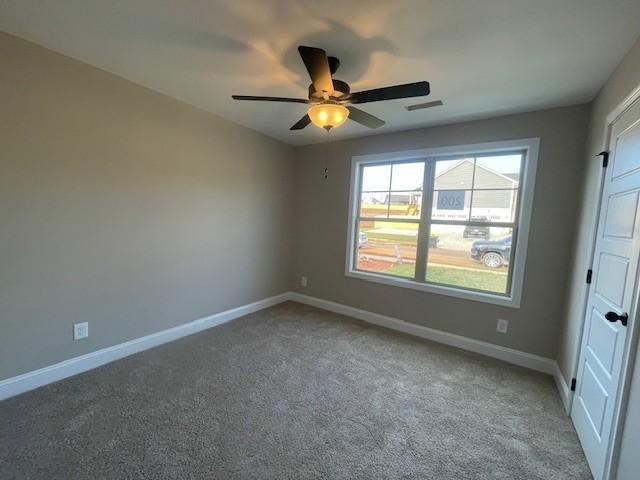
0, 301, 591, 479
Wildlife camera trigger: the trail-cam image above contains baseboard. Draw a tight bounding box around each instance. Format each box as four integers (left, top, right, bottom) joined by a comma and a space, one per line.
0, 292, 292, 401
1, 291, 564, 404
290, 292, 556, 375
553, 362, 573, 414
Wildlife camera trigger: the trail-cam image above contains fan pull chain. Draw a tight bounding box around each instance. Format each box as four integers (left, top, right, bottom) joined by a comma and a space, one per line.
323, 127, 329, 180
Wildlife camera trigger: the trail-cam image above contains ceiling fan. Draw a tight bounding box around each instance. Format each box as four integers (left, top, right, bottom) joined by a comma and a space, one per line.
232, 46, 431, 131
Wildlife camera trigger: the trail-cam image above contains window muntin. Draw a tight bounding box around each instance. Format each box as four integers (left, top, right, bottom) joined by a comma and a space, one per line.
351, 149, 527, 301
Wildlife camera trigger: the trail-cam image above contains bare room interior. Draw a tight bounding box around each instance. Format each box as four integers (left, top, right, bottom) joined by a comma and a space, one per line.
1, 1, 640, 479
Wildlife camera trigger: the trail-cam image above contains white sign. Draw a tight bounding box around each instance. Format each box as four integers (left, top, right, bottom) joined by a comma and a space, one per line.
437, 190, 465, 210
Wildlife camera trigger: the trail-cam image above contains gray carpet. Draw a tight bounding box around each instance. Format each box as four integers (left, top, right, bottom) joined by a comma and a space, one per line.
0, 301, 590, 479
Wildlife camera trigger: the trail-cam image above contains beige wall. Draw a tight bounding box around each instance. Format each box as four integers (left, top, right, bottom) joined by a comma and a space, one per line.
0, 32, 294, 380
292, 105, 589, 358
557, 36, 640, 385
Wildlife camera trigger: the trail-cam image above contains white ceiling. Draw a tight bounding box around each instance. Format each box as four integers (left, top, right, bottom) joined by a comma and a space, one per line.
1, 0, 639, 145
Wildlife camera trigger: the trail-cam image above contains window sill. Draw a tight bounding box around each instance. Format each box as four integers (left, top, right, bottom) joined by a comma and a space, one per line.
345, 269, 521, 308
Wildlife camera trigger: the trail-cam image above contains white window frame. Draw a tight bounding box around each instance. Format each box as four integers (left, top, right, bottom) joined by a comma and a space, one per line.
345, 138, 540, 308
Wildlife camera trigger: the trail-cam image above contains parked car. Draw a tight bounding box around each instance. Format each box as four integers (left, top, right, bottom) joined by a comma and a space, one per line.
358, 232, 368, 248
470, 236, 511, 268
463, 216, 490, 239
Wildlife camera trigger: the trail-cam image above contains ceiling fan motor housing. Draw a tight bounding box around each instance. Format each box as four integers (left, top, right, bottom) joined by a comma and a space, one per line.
309, 79, 350, 101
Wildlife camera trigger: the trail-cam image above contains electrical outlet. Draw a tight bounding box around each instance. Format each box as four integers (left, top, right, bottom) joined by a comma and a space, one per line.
73, 322, 89, 340
300, 276, 308, 287
496, 318, 508, 334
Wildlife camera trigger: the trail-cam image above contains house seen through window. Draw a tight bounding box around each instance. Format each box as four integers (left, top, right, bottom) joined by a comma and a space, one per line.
349, 145, 532, 303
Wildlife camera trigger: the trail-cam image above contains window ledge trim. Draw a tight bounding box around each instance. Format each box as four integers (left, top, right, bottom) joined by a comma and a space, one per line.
345, 269, 521, 308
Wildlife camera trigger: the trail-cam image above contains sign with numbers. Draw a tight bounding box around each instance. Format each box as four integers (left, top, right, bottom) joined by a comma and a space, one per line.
437, 190, 465, 210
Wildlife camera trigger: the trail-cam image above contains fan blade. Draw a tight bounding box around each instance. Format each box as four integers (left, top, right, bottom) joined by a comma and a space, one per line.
347, 106, 385, 129
290, 114, 311, 130
298, 46, 334, 96
406, 100, 443, 111
349, 81, 430, 104
232, 95, 308, 103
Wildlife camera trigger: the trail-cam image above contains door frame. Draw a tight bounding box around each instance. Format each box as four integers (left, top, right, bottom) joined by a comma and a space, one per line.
605, 86, 640, 479
571, 83, 640, 480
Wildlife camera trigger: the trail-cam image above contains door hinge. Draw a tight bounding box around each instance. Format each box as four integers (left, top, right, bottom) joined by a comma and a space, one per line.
571, 378, 577, 391
596, 151, 609, 168
586, 269, 593, 284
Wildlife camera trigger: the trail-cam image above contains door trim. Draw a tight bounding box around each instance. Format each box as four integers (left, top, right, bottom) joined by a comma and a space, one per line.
603, 87, 640, 480
607, 84, 640, 127
564, 88, 640, 417
573, 84, 640, 480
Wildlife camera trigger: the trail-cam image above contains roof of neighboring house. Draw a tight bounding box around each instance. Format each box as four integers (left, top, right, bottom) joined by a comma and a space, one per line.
412, 159, 519, 191
435, 159, 519, 186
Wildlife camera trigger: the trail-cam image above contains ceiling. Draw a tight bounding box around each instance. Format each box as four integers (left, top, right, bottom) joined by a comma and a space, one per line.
1, 1, 639, 146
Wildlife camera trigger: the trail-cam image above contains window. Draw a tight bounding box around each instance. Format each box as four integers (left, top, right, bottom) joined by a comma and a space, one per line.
346, 139, 539, 307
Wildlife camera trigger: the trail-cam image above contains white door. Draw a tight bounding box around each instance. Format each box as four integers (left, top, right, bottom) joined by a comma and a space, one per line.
571, 98, 640, 480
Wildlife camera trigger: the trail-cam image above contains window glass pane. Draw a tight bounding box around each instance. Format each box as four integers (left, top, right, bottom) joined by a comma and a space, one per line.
434, 158, 474, 190
391, 162, 424, 191
426, 225, 513, 294
357, 220, 418, 278
432, 189, 470, 221
474, 154, 522, 188
362, 164, 391, 191
388, 191, 422, 219
470, 190, 518, 222
360, 193, 389, 218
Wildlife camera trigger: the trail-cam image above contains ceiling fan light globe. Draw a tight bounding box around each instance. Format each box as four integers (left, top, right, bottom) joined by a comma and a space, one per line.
308, 104, 349, 130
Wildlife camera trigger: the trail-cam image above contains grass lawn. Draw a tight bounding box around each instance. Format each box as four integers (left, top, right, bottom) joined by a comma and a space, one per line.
364, 230, 438, 244
366, 231, 417, 243
385, 263, 507, 294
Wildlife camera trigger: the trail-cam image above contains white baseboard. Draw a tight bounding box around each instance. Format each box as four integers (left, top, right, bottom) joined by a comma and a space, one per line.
0, 292, 292, 401
290, 292, 556, 375
2, 291, 566, 405
553, 362, 574, 414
